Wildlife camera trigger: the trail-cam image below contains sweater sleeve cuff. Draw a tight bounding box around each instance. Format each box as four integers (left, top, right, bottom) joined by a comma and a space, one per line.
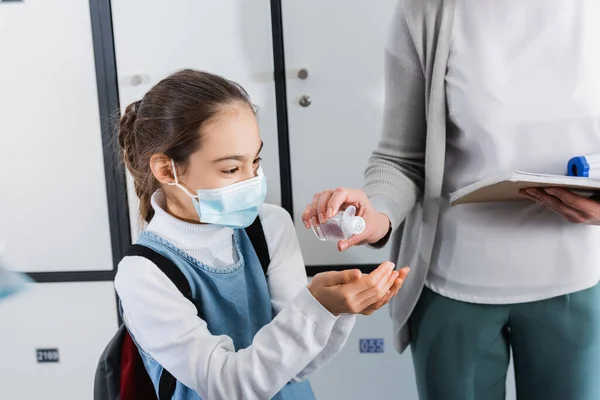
293, 286, 338, 334
369, 195, 401, 230
335, 314, 357, 332
368, 195, 400, 249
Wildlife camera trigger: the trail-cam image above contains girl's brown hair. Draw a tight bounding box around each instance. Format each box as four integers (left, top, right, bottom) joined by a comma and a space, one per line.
117, 69, 254, 223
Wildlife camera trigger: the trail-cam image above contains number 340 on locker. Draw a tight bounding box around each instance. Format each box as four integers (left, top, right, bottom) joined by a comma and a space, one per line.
359, 339, 384, 353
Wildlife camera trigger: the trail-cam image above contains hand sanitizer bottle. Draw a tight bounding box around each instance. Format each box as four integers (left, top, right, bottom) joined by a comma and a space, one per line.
312, 206, 366, 241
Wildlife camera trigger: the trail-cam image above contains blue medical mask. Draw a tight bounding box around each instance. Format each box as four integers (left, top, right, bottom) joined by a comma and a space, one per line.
168, 160, 267, 228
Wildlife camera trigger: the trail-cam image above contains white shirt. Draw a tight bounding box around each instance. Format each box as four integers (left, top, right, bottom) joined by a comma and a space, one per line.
428, 0, 600, 303
115, 192, 356, 399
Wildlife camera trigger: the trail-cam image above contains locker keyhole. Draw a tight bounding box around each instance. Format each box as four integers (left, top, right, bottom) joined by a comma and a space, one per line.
299, 95, 312, 107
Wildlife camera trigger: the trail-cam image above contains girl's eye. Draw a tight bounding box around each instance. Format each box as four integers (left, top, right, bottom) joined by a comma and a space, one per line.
223, 168, 239, 175
253, 157, 262, 165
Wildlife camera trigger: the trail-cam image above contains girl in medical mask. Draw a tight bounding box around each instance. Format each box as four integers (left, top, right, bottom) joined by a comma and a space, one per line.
114, 69, 408, 400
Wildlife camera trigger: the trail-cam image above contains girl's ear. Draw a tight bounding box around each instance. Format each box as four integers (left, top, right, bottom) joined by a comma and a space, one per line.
149, 154, 175, 185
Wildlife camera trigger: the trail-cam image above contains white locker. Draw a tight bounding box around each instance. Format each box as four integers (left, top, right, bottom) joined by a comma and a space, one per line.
0, 282, 118, 400
279, 3, 421, 396
111, 0, 282, 241
310, 308, 420, 399
281, 0, 395, 267
0, 0, 113, 273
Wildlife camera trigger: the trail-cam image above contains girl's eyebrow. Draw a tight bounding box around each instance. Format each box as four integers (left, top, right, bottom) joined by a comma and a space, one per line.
212, 142, 263, 163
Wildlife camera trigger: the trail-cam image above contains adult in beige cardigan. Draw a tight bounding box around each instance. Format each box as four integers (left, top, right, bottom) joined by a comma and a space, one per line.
303, 0, 600, 399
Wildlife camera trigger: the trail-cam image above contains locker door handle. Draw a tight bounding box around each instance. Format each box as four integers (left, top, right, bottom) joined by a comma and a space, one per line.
287, 68, 309, 80
119, 74, 151, 86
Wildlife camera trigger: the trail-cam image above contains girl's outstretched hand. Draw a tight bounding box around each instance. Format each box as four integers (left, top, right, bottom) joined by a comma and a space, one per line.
308, 262, 410, 315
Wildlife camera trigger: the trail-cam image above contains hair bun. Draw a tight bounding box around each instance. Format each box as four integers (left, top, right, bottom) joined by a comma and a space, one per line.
117, 100, 141, 150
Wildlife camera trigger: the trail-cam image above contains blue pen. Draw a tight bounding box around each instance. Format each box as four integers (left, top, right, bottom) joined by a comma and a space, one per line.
567, 154, 600, 179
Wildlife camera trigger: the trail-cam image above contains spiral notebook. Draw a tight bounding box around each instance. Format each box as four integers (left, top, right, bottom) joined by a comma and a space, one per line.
450, 171, 600, 205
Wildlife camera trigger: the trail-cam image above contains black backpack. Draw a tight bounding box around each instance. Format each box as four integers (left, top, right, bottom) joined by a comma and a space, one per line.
94, 218, 271, 400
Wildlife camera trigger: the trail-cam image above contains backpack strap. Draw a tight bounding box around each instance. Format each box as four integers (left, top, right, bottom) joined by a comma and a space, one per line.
127, 244, 193, 303
126, 244, 194, 400
124, 221, 270, 399
244, 217, 271, 275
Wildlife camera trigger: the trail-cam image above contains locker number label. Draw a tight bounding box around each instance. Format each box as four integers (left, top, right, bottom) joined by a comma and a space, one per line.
36, 348, 59, 363
359, 339, 384, 353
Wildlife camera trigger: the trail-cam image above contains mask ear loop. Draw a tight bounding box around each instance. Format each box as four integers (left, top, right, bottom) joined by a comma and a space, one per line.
166, 159, 198, 199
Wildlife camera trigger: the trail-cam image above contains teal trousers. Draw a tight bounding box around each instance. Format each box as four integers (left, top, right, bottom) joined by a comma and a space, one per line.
409, 284, 600, 400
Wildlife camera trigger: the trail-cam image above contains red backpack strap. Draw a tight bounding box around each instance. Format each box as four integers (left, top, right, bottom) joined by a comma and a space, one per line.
121, 244, 199, 400
120, 330, 156, 400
